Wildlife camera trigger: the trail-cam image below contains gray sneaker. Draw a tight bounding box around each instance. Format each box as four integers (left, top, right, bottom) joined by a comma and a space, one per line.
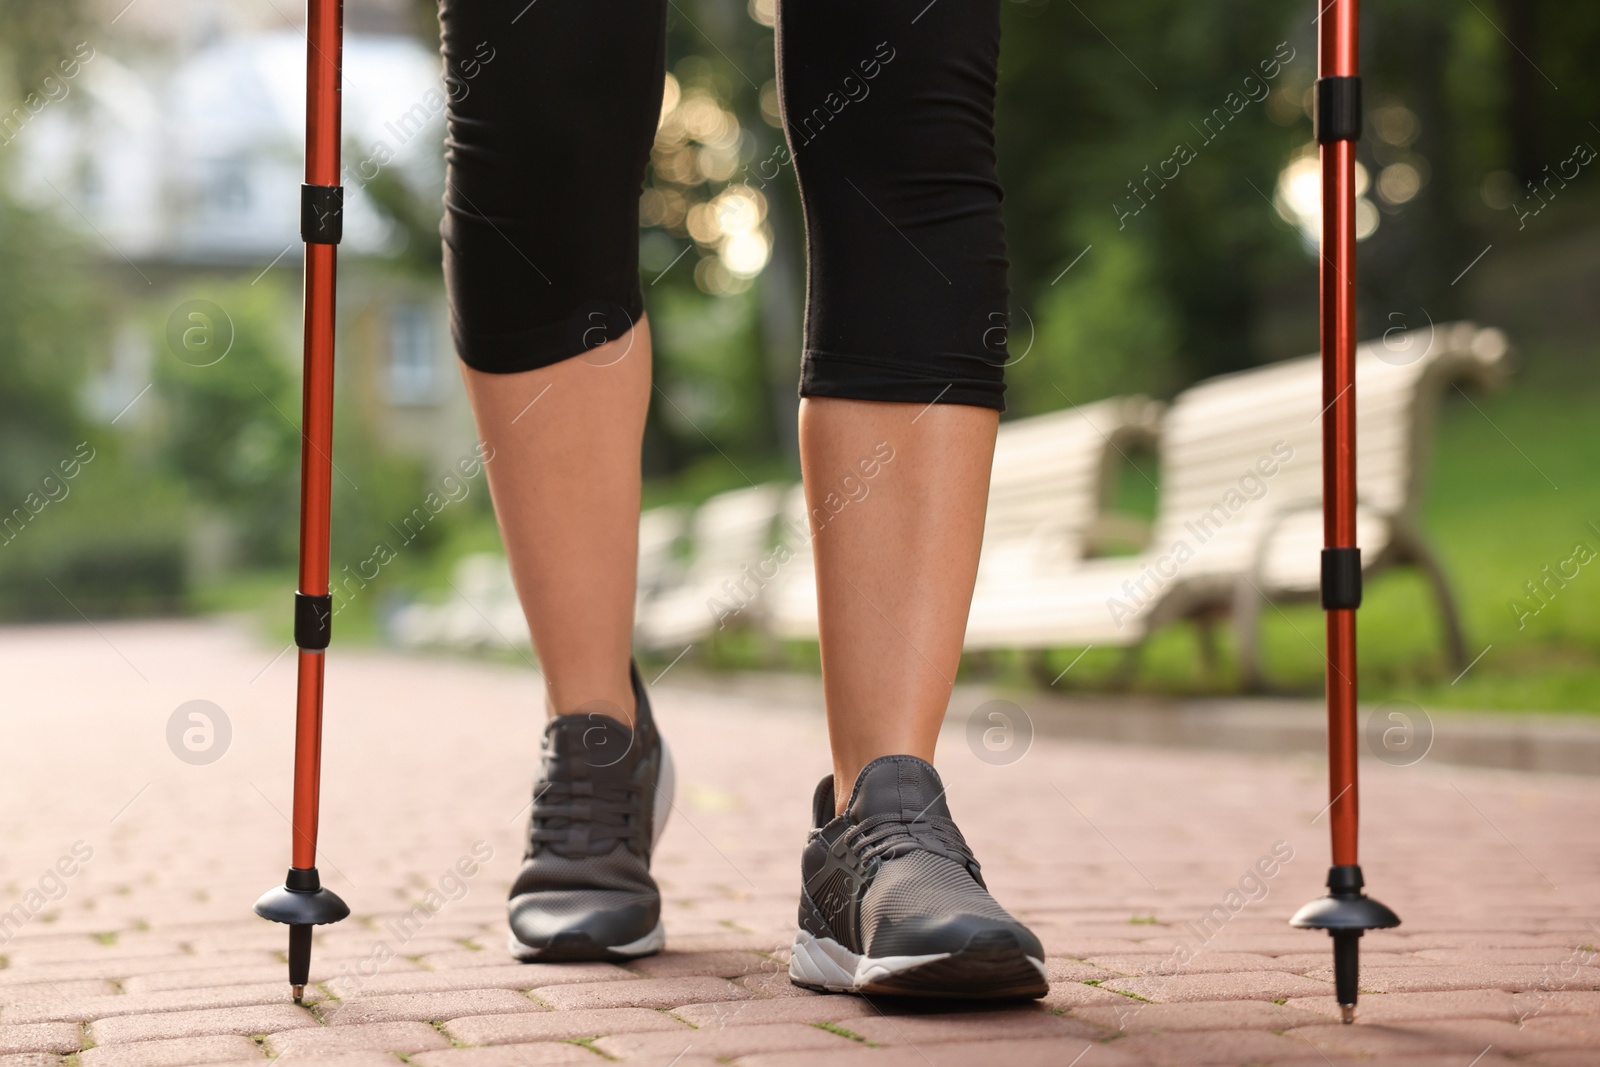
507, 661, 674, 961
790, 756, 1048, 998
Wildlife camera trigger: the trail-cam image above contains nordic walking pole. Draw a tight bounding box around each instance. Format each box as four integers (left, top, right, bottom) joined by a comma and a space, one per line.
253, 0, 350, 1003
1289, 0, 1399, 1025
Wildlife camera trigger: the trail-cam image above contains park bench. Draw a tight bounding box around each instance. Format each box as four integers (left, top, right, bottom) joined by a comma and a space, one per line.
389, 550, 528, 651
391, 504, 692, 653
961, 321, 1510, 687
634, 481, 788, 650
764, 484, 824, 642
767, 397, 1164, 642
636, 502, 691, 613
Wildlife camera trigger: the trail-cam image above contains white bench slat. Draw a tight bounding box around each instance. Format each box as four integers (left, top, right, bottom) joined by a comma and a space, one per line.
635, 482, 786, 648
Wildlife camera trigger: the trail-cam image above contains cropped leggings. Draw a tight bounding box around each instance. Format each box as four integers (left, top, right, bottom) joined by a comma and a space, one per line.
439, 0, 1010, 410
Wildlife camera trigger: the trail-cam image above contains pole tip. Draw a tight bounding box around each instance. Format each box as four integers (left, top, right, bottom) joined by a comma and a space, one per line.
1340, 1003, 1354, 1024
292, 984, 305, 1004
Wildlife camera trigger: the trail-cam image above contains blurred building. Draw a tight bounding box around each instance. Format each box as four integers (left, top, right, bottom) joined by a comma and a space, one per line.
9, 0, 476, 479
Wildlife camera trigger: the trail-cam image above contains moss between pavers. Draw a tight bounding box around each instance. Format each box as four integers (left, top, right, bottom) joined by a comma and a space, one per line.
1083, 979, 1151, 1003
565, 1035, 620, 1061
811, 1021, 877, 1046
429, 1019, 470, 1049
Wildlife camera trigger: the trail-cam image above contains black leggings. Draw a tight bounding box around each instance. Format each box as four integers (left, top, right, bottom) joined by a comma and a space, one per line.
439, 0, 1009, 410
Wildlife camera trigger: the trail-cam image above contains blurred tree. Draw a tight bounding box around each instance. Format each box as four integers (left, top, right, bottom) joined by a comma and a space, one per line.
0, 0, 96, 500
1492, 0, 1600, 185
0, 195, 96, 505
0, 0, 87, 98
998, 0, 1316, 403
997, 0, 1598, 411
153, 282, 302, 565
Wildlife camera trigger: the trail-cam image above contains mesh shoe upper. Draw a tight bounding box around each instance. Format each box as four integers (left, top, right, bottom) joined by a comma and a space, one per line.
508, 664, 664, 952
799, 755, 1043, 962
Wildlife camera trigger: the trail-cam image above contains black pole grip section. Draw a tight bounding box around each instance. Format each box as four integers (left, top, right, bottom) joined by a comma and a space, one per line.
1315, 76, 1362, 144
1321, 547, 1363, 610
301, 183, 344, 244
295, 592, 332, 650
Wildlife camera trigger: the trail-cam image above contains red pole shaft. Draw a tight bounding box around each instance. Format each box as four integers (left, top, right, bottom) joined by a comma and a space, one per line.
290, 0, 343, 871
1319, 0, 1360, 868
291, 650, 327, 868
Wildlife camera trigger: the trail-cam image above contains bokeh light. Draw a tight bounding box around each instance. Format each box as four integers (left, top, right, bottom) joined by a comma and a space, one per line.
1275, 144, 1379, 243
1377, 161, 1422, 205
645, 72, 771, 295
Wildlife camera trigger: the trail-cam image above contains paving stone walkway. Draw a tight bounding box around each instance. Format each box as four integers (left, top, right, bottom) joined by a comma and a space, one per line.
1, 620, 1598, 1066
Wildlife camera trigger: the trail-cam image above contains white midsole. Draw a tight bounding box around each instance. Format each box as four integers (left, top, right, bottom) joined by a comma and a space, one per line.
789, 930, 1050, 992
508, 919, 664, 961
610, 919, 667, 957
788, 929, 952, 991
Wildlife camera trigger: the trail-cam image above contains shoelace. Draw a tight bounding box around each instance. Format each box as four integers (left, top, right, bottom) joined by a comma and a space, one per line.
843, 809, 980, 873
526, 734, 644, 857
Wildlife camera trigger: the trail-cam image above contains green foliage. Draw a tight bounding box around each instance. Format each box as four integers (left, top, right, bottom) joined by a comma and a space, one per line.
999, 0, 1314, 391
0, 463, 188, 621
0, 0, 88, 99
0, 195, 96, 502
651, 284, 772, 460
996, 0, 1595, 400
0, 187, 189, 620
321, 408, 436, 605
153, 282, 302, 565
1007, 221, 1181, 414
150, 276, 442, 602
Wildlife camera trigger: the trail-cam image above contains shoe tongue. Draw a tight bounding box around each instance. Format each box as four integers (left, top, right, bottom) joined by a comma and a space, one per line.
847, 757, 949, 823
545, 711, 634, 770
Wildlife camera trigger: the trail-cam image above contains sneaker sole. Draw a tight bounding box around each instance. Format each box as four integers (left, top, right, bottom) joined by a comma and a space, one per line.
789, 928, 1048, 999
507, 738, 676, 963
507, 919, 665, 962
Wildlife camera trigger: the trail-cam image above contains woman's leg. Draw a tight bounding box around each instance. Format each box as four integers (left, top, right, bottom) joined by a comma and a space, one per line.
800, 398, 997, 812
440, 0, 673, 961
460, 328, 650, 723
776, 0, 1011, 808
779, 0, 1047, 999
439, 0, 667, 721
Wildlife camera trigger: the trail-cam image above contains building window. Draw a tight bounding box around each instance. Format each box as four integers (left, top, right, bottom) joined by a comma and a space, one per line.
387, 302, 436, 405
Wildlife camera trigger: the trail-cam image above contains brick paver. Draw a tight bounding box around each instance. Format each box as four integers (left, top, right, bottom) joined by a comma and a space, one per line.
594, 1021, 858, 1059
0, 620, 1597, 1064
529, 975, 755, 1011
0, 1025, 80, 1056
5, 984, 319, 1024
442, 1006, 688, 1044
315, 989, 539, 1025
78, 1034, 264, 1067
409, 1045, 626, 1067
670, 997, 878, 1028
265, 1020, 450, 1055
88, 1005, 317, 1046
